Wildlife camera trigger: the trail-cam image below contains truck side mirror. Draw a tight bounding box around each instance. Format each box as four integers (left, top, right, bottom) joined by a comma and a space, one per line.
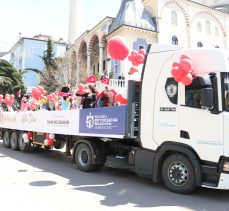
201, 88, 214, 109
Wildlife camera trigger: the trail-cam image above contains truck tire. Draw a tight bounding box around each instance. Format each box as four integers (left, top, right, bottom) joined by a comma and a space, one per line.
162, 153, 196, 193
74, 143, 96, 172
3, 130, 10, 148
18, 131, 31, 153
10, 131, 19, 150
53, 138, 65, 149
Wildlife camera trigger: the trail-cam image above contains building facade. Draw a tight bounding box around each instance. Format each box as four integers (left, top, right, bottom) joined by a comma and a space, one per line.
10, 34, 67, 91
66, 0, 229, 83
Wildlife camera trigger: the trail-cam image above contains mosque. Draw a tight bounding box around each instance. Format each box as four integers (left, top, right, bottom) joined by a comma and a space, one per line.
66, 0, 229, 83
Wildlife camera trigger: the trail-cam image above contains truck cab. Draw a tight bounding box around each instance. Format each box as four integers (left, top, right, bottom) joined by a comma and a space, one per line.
138, 45, 229, 192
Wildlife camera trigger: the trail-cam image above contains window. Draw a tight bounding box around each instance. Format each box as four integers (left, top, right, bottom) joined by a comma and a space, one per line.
197, 41, 203, 47
206, 21, 211, 34
172, 36, 178, 45
215, 27, 219, 37
165, 78, 178, 104
222, 73, 229, 111
171, 11, 178, 26
197, 22, 202, 32
103, 60, 106, 71
185, 76, 212, 109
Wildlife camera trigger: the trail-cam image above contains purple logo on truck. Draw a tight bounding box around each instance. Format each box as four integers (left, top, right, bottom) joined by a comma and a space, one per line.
79, 106, 127, 135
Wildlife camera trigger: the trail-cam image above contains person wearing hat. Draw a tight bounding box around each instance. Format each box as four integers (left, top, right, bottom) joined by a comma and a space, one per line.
76, 85, 97, 109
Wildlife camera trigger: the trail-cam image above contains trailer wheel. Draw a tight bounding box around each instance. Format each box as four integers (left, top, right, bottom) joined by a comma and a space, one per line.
74, 143, 95, 172
3, 130, 10, 148
18, 131, 31, 153
10, 131, 19, 150
162, 153, 196, 194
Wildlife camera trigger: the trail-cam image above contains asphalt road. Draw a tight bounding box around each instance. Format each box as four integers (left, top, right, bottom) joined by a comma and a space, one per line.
0, 140, 229, 211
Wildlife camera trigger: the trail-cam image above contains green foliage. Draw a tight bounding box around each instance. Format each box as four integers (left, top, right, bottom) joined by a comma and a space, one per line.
0, 59, 26, 97
40, 38, 57, 70
39, 38, 62, 93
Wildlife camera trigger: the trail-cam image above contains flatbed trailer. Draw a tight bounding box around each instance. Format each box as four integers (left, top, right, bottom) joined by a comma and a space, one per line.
1, 45, 229, 193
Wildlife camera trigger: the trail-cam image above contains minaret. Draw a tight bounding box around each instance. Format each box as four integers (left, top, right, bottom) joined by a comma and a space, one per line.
68, 0, 80, 44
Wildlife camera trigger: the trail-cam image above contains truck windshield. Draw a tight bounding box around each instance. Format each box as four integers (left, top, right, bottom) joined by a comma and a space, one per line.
223, 72, 229, 111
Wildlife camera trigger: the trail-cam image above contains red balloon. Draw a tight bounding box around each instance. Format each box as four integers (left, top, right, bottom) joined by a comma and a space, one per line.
138, 49, 146, 56
171, 66, 184, 78
114, 94, 123, 103
131, 51, 138, 57
27, 132, 33, 139
132, 60, 139, 66
10, 94, 15, 100
49, 98, 56, 104
107, 37, 129, 60
181, 73, 193, 86
172, 62, 180, 68
180, 54, 190, 61
37, 85, 45, 95
180, 58, 192, 74
174, 75, 182, 82
129, 67, 138, 75
136, 54, 145, 64
47, 139, 54, 146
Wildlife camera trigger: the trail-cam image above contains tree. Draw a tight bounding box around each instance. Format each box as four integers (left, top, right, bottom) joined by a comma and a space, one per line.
40, 38, 57, 70
0, 59, 26, 96
40, 66, 62, 93
39, 38, 60, 93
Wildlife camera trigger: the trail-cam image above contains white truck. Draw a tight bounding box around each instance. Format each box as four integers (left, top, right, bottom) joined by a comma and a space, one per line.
0, 45, 229, 193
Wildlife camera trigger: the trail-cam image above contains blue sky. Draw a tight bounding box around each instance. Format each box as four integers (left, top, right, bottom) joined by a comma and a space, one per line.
0, 0, 120, 51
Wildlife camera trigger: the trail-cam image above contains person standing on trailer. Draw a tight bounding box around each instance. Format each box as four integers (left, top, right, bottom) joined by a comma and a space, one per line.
76, 85, 97, 109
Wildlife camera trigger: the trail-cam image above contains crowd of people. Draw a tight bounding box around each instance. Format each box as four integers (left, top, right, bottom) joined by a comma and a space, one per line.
19, 84, 116, 112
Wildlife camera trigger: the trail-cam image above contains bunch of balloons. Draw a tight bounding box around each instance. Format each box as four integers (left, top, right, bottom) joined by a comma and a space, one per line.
22, 132, 33, 144
44, 133, 55, 146
171, 55, 194, 86
128, 49, 145, 66
27, 100, 38, 111
2, 94, 15, 107
107, 36, 146, 82
47, 93, 58, 104
32, 86, 46, 101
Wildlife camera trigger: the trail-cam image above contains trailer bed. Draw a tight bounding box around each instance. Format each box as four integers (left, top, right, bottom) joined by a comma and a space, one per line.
0, 106, 127, 139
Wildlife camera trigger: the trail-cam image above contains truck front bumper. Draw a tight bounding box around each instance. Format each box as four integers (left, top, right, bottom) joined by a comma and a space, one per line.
217, 173, 229, 189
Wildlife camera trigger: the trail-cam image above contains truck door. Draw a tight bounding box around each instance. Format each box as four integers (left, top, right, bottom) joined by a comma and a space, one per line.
179, 75, 223, 163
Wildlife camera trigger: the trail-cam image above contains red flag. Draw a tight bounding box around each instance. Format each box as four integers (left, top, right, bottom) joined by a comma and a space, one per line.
17, 89, 21, 97
86, 75, 97, 83
101, 77, 110, 85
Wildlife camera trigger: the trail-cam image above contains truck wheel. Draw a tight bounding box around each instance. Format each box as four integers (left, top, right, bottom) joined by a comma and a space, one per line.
10, 131, 19, 150
3, 130, 10, 148
53, 138, 65, 149
18, 131, 31, 153
74, 143, 95, 172
162, 153, 196, 193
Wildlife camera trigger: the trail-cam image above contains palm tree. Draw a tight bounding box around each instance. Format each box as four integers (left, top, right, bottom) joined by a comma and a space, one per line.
0, 59, 26, 97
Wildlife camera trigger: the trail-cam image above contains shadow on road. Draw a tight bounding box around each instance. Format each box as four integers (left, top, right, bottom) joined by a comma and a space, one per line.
0, 141, 229, 210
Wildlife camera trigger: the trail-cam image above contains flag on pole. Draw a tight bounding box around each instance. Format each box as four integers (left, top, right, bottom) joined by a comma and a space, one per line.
101, 77, 110, 85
